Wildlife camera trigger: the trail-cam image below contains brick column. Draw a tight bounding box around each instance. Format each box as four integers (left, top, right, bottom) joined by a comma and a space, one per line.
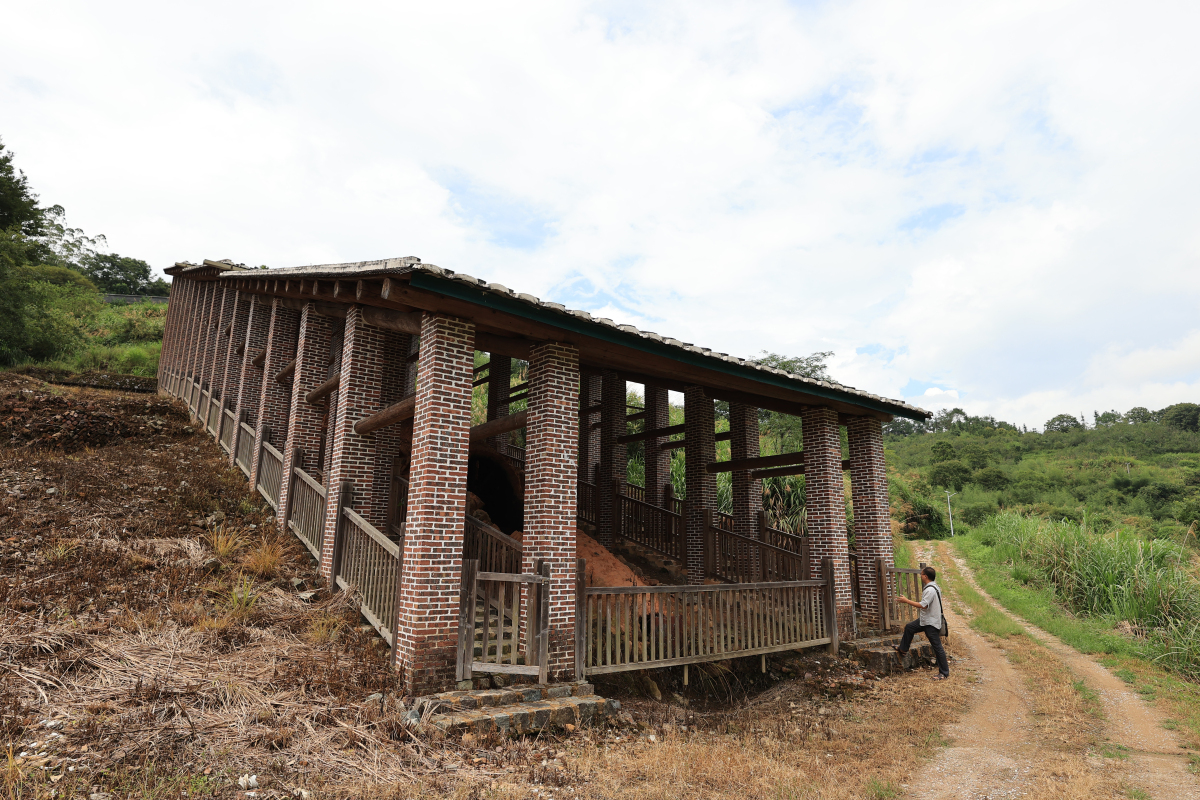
523, 342, 580, 679
198, 285, 222, 420
586, 375, 602, 484
644, 386, 670, 507
251, 300, 299, 490
596, 372, 626, 548
211, 288, 237, 429
156, 279, 182, 386
393, 313, 475, 695
172, 279, 198, 381
277, 305, 333, 531
684, 386, 715, 585
183, 283, 211, 384
730, 402, 761, 541
849, 416, 892, 631
801, 406, 853, 635
487, 354, 512, 452
576, 371, 594, 487
232, 296, 271, 468
219, 290, 250, 443
318, 307, 407, 575
321, 322, 347, 478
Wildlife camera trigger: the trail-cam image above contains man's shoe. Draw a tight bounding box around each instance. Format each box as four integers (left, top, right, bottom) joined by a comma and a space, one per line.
892, 645, 906, 655
932, 675, 949, 681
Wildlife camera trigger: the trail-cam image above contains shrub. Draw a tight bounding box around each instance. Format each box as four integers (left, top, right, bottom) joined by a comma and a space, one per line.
973, 466, 1010, 490
928, 460, 971, 491
958, 501, 996, 526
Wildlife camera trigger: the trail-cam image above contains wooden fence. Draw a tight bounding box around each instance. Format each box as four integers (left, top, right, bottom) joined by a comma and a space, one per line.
881, 559, 927, 631
235, 420, 255, 478
256, 436, 285, 511
286, 461, 327, 559
579, 557, 838, 675
702, 509, 809, 583
463, 515, 522, 574
617, 487, 684, 560
577, 480, 597, 525
219, 408, 236, 453
456, 559, 550, 682
331, 486, 401, 646
206, 396, 221, 437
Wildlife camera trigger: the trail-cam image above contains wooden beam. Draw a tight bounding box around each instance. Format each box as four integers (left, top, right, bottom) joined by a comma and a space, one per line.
616, 422, 685, 444
305, 374, 339, 405
356, 279, 383, 303
660, 439, 686, 451
749, 459, 851, 481
708, 451, 804, 475
469, 410, 527, 442
353, 395, 417, 435
251, 349, 266, 368
583, 403, 602, 416
273, 358, 296, 384
361, 306, 422, 334
626, 411, 647, 422
476, 332, 533, 360
715, 430, 731, 442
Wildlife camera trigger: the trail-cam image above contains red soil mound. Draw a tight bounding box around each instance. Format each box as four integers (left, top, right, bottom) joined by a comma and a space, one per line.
509, 528, 645, 588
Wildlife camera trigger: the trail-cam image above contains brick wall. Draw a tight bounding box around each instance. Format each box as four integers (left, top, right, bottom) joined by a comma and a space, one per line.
393, 313, 475, 696
219, 290, 250, 441
278, 305, 333, 531
319, 306, 400, 576
251, 301, 299, 490
596, 372, 626, 548
800, 406, 853, 636
644, 386, 670, 507
367, 330, 412, 529
729, 401, 761, 542
523, 342, 580, 679
233, 296, 271, 469
183, 283, 211, 383
212, 288, 237, 419
487, 354, 511, 453
198, 285, 221, 417
684, 386, 715, 584
849, 416, 892, 630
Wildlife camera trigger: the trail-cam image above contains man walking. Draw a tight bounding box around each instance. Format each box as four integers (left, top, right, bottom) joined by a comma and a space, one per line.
894, 566, 949, 680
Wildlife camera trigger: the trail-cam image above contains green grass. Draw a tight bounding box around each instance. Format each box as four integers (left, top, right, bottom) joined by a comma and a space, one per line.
864, 778, 901, 799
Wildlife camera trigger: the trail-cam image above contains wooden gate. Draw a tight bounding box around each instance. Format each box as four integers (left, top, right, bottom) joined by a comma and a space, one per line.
456, 558, 550, 683
879, 559, 927, 631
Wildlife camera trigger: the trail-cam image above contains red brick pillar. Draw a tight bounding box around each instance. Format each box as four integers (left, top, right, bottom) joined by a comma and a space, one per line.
318, 307, 407, 575
644, 386, 671, 507
576, 371, 594, 487
278, 305, 333, 531
801, 406, 853, 635
157, 279, 182, 387
596, 372, 626, 548
684, 386, 715, 585
232, 295, 271, 469
198, 285, 222, 421
849, 416, 892, 631
730, 402, 761, 541
172, 278, 199, 383
320, 322, 346, 478
251, 301, 299, 491
487, 354, 512, 452
393, 313, 475, 695
218, 290, 250, 443
523, 342, 580, 679
184, 283, 212, 387
211, 288, 237, 431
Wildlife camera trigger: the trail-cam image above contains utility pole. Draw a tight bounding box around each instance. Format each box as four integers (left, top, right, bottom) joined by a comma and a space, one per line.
945, 490, 958, 537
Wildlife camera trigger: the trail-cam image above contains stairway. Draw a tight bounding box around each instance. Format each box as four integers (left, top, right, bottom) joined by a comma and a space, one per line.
840, 633, 938, 675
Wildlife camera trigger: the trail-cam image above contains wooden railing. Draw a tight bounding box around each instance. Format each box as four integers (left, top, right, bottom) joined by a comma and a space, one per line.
187, 381, 200, 415
287, 462, 327, 559
577, 479, 598, 524
463, 515, 522, 574
617, 489, 683, 560
331, 492, 400, 646
235, 420, 255, 478
256, 437, 285, 511
580, 558, 838, 675
881, 559, 927, 631
206, 395, 221, 437
219, 408, 236, 452
499, 442, 525, 472
758, 512, 805, 554
703, 509, 809, 583
456, 559, 550, 682
624, 483, 646, 503
848, 550, 861, 614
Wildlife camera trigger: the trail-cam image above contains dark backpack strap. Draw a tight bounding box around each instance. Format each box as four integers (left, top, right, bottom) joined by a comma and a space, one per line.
931, 585, 948, 639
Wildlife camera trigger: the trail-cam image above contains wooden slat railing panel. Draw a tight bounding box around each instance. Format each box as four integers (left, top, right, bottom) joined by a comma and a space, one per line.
577, 480, 598, 524
456, 558, 549, 681
287, 465, 327, 559
235, 421, 255, 478
256, 438, 285, 511
617, 492, 683, 560
219, 408, 236, 453
206, 396, 221, 437
335, 506, 399, 645
704, 511, 808, 584
463, 515, 522, 574
883, 564, 926, 630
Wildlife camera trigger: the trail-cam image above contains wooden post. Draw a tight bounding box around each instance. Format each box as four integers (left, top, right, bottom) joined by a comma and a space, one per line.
281, 447, 302, 531
536, 559, 551, 684
456, 559, 479, 682
575, 558, 586, 681
328, 481, 352, 592
231, 408, 247, 474
822, 557, 839, 655
876, 557, 889, 631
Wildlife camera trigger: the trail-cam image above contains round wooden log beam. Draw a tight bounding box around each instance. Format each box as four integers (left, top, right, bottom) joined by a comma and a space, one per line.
305, 374, 340, 405
361, 306, 422, 334
273, 358, 296, 384
469, 410, 527, 442
353, 395, 417, 435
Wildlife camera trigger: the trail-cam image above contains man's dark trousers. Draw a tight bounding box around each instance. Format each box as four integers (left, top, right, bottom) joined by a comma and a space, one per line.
899, 619, 949, 677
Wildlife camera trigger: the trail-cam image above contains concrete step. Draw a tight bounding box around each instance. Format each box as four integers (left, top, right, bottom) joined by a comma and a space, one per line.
409, 682, 619, 736
841, 635, 937, 675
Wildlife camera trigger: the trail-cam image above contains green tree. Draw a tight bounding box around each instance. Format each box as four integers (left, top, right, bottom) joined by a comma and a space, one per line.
930, 441, 956, 463
1044, 413, 1083, 433
928, 459, 971, 491
973, 466, 1010, 490
1126, 407, 1155, 424
1162, 403, 1200, 433
960, 441, 989, 469
1094, 409, 1123, 427
13, 264, 96, 291
0, 138, 43, 234
81, 253, 156, 294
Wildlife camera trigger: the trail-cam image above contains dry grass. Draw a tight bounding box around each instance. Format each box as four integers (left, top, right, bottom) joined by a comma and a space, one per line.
242, 536, 285, 578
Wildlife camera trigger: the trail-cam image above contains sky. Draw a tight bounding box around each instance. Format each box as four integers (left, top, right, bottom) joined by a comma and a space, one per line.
3, 1, 1199, 429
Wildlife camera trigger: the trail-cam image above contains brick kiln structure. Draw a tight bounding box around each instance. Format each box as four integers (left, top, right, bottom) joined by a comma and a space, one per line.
159, 258, 930, 696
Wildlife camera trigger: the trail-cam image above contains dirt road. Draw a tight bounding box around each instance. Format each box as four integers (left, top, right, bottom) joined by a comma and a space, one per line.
911, 544, 1197, 799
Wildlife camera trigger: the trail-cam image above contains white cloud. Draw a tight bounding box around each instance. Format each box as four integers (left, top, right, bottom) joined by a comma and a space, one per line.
2, 1, 1199, 427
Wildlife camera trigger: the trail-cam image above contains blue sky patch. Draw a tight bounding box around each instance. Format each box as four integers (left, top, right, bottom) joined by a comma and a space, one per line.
442, 173, 557, 251
899, 202, 965, 233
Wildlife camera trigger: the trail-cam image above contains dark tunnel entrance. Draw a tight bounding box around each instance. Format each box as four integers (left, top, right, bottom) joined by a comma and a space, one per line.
466, 451, 524, 534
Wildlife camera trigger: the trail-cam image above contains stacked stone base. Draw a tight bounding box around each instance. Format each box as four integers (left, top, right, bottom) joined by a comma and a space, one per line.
411, 682, 618, 736
841, 634, 937, 675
